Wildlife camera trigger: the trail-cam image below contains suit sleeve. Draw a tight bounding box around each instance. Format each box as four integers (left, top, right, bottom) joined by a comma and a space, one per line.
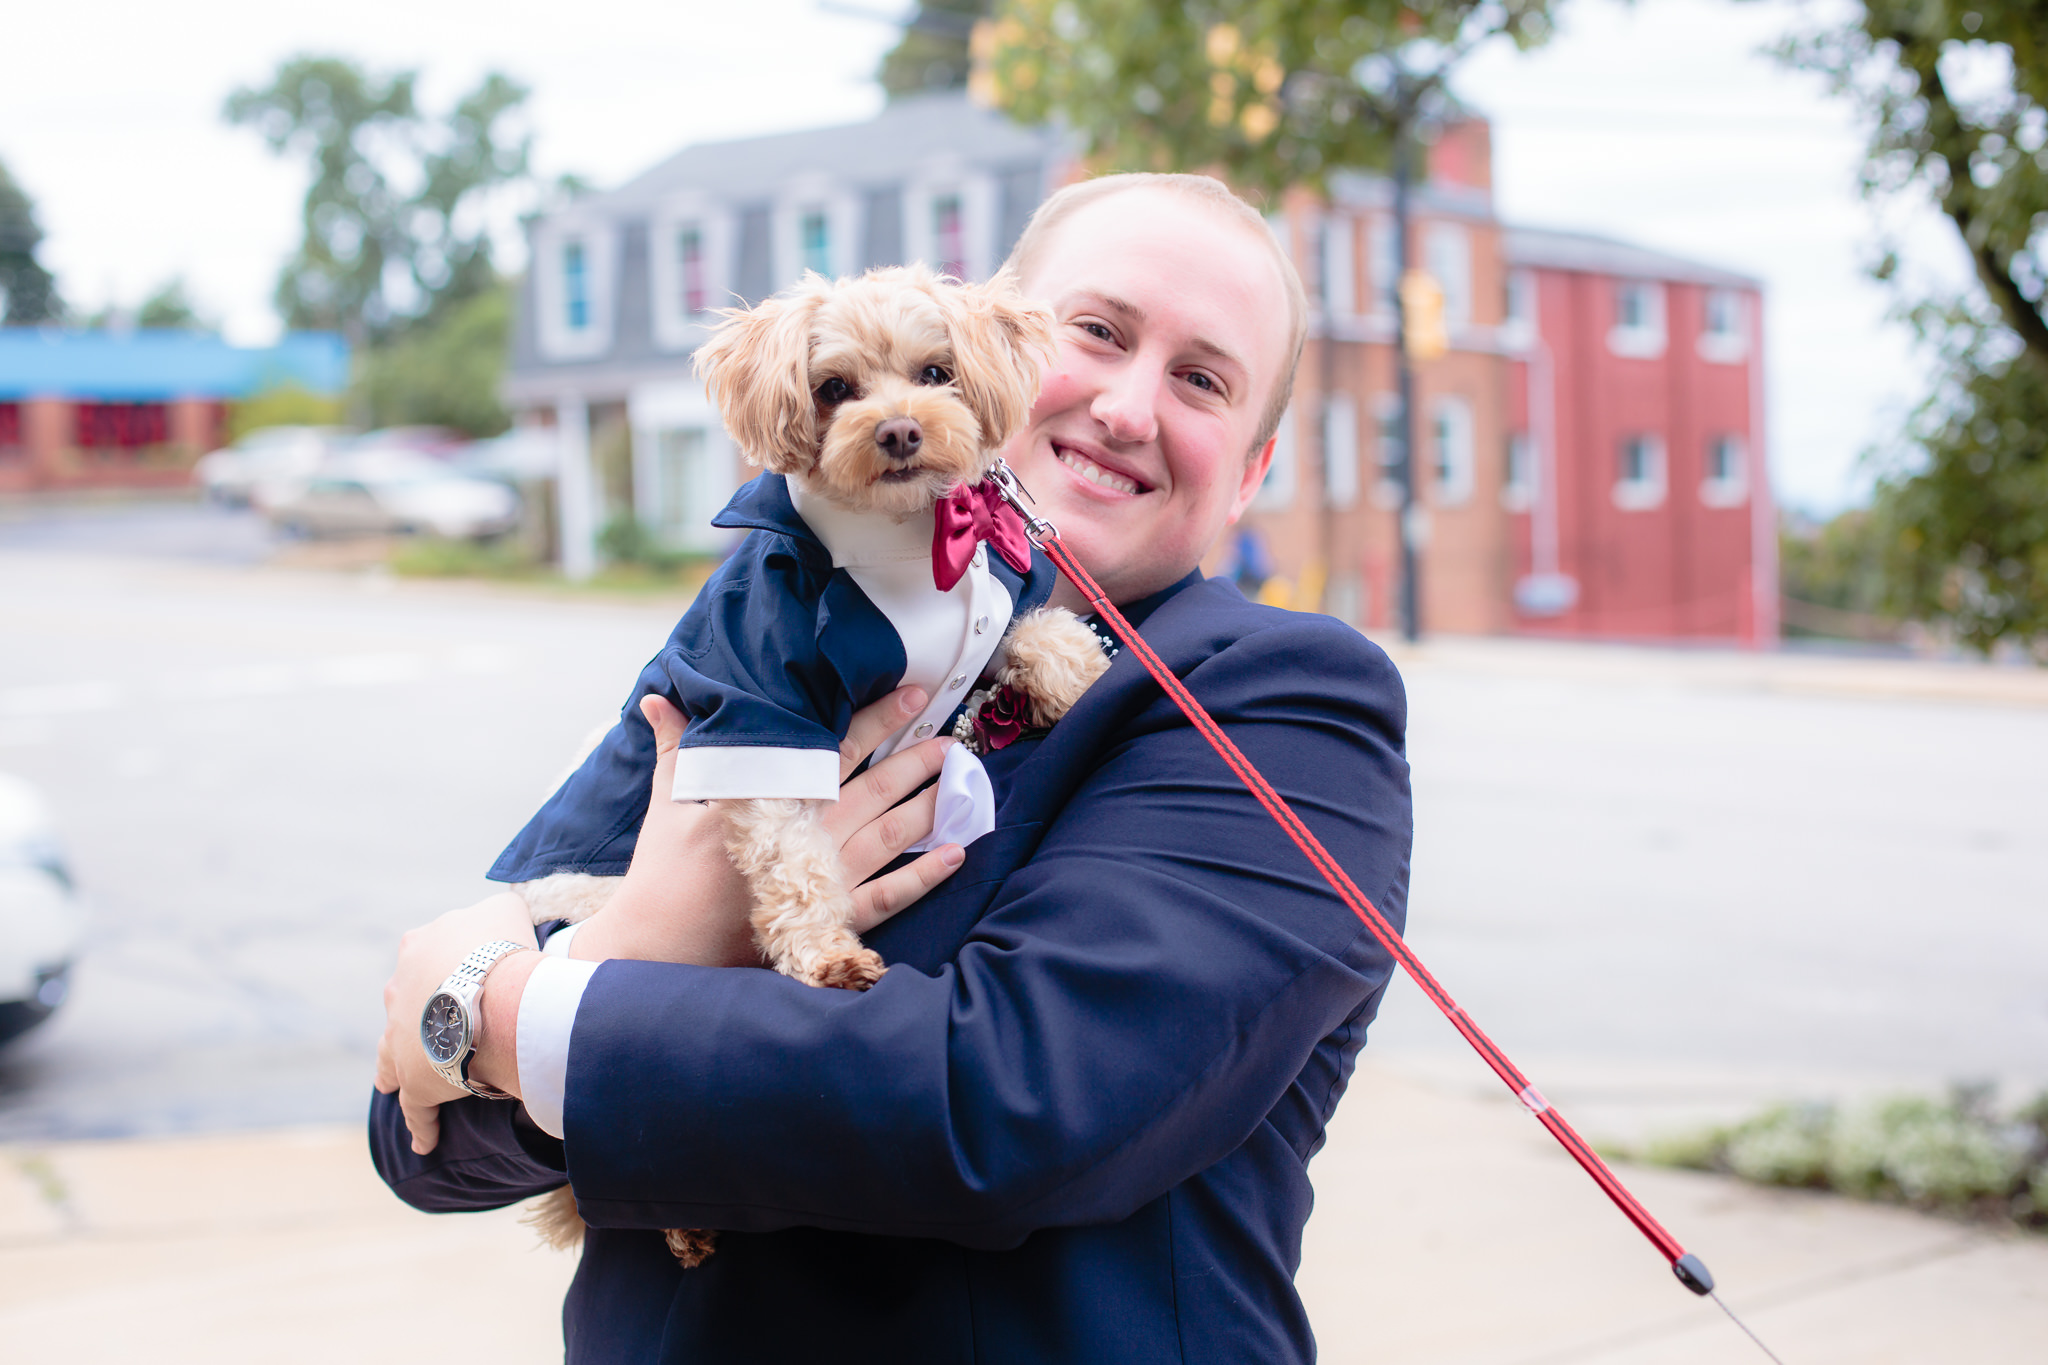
558, 614, 1412, 1248
367, 1088, 568, 1212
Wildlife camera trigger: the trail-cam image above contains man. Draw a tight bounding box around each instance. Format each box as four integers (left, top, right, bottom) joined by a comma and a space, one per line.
373, 173, 1412, 1363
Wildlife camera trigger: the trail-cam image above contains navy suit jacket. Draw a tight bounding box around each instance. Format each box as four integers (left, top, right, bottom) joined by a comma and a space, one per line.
371, 572, 1412, 1364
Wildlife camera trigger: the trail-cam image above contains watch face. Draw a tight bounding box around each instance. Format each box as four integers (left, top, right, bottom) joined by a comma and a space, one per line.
420, 992, 470, 1065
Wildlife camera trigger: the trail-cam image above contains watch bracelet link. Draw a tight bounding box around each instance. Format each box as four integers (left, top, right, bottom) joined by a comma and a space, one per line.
428, 938, 530, 1099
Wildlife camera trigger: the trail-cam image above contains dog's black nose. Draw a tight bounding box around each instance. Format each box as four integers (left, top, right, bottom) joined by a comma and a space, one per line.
875, 417, 923, 460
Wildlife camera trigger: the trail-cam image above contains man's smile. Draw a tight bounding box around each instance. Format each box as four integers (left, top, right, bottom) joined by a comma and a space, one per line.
1052, 442, 1150, 496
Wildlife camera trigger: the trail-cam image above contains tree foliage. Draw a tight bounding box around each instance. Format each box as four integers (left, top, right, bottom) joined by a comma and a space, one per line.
0, 155, 62, 325
880, 0, 990, 98
351, 281, 512, 437
225, 57, 532, 344
985, 0, 1555, 196
1787, 2, 2048, 655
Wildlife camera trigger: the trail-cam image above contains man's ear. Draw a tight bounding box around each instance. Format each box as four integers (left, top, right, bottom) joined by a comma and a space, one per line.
942, 269, 1057, 451
1227, 434, 1278, 525
693, 281, 827, 473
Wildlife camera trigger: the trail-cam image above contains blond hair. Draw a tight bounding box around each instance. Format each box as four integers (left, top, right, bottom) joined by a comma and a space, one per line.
1005, 173, 1308, 460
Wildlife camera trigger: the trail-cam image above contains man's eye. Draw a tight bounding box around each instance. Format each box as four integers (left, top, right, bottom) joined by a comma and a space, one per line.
1185, 372, 1217, 393
1079, 322, 1113, 341
816, 377, 851, 404
917, 365, 952, 386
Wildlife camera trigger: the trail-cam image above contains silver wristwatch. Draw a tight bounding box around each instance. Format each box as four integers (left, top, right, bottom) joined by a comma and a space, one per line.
419, 939, 529, 1098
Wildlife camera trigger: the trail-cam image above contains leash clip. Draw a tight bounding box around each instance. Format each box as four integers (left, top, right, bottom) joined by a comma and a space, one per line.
987, 460, 1058, 544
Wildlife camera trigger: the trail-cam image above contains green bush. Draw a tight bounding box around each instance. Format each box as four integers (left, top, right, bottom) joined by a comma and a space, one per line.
1643, 1086, 2048, 1228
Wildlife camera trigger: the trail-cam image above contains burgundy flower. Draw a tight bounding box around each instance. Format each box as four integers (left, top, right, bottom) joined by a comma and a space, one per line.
972, 684, 1028, 751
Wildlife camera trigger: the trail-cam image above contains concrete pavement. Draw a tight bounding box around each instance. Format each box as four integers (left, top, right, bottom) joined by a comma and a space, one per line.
4, 1058, 2043, 1363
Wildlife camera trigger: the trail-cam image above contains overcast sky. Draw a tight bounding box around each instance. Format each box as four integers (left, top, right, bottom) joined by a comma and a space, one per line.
2, 0, 1968, 513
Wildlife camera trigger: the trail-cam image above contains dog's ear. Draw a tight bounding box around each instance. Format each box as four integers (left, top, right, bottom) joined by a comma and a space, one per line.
942, 269, 1057, 452
693, 279, 828, 473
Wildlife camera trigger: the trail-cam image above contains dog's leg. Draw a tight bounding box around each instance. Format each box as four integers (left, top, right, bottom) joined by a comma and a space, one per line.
724, 797, 884, 991
523, 1185, 587, 1251
996, 608, 1112, 727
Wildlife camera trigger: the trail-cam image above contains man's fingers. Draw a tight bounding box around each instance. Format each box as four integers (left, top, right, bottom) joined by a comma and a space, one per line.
374, 1030, 399, 1094
850, 845, 967, 934
839, 686, 928, 783
832, 735, 952, 838
401, 1096, 442, 1155
838, 784, 938, 883
639, 694, 689, 755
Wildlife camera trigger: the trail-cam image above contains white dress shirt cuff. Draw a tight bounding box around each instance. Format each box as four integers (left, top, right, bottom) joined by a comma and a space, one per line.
515, 954, 598, 1140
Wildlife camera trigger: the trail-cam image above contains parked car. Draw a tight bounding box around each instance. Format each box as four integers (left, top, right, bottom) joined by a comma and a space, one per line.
0, 774, 85, 1046
265, 450, 521, 540
194, 426, 343, 508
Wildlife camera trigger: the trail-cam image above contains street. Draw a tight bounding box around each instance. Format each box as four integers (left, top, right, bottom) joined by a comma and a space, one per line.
1, 505, 2044, 1143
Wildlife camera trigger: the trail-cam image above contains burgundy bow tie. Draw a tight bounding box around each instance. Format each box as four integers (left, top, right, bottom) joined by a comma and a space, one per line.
932, 478, 1033, 591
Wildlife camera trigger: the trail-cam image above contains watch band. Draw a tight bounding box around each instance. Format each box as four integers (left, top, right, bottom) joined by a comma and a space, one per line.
422, 938, 529, 1099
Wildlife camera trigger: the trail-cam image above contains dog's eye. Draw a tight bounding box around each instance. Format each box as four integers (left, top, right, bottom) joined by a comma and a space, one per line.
916, 365, 952, 387
816, 377, 852, 405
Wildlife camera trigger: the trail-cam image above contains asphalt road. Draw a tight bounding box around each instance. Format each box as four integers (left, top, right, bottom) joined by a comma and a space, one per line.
1, 504, 2043, 1141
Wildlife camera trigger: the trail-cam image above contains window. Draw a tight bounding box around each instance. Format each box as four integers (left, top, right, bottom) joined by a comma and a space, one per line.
1319, 214, 1354, 317
1367, 217, 1397, 316
1322, 396, 1358, 509
1426, 224, 1472, 330
1501, 269, 1536, 349
1253, 406, 1296, 510
74, 402, 169, 457
799, 211, 831, 278
0, 401, 21, 457
654, 427, 710, 537
1431, 396, 1474, 506
1609, 280, 1665, 358
933, 195, 966, 279
679, 227, 707, 316
1503, 431, 1535, 511
563, 240, 589, 330
1614, 433, 1667, 509
1701, 434, 1748, 507
1698, 288, 1748, 363
1373, 394, 1406, 507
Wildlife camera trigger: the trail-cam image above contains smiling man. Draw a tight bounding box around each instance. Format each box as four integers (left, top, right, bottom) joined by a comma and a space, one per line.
371, 173, 1411, 1365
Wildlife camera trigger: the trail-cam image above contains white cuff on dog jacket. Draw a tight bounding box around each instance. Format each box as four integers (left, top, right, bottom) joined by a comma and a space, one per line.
516, 953, 597, 1140
670, 744, 844, 803
907, 742, 995, 853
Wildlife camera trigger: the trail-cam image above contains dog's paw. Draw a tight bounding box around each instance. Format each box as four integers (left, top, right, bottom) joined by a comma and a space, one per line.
665, 1227, 719, 1268
999, 607, 1113, 726
810, 947, 887, 991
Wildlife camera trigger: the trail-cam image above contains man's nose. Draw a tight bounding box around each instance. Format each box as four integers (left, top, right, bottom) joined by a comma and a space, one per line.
1092, 362, 1161, 445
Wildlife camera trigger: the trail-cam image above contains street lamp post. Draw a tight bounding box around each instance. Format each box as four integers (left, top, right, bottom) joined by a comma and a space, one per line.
1390, 113, 1423, 644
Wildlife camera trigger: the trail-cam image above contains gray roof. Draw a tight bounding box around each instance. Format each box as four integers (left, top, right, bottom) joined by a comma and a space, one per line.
1503, 226, 1762, 290
591, 92, 1064, 211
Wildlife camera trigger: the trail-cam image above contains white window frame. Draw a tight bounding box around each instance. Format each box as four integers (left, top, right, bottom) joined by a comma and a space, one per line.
1431, 395, 1475, 507
1609, 279, 1666, 359
1366, 216, 1398, 320
1319, 212, 1356, 320
534, 217, 617, 361
1253, 405, 1297, 511
1503, 431, 1535, 512
773, 178, 860, 287
1701, 433, 1749, 507
1500, 268, 1537, 352
1613, 433, 1668, 510
650, 198, 734, 352
906, 165, 999, 282
1371, 392, 1405, 509
1426, 223, 1473, 332
1322, 395, 1359, 509
629, 378, 741, 554
1697, 288, 1749, 364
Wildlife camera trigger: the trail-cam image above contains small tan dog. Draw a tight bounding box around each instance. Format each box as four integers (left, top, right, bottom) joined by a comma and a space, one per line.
519, 265, 1111, 1265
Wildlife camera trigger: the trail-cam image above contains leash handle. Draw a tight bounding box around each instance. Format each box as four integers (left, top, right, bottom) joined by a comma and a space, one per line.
986, 464, 1708, 1293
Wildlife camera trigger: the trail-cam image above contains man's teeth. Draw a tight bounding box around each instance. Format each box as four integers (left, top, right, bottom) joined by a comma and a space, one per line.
1057, 449, 1141, 495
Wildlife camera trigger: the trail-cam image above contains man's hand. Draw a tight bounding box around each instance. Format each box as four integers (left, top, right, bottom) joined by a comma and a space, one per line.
374, 892, 535, 1155
571, 686, 968, 964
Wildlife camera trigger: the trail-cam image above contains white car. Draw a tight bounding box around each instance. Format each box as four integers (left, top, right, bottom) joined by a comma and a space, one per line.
0, 775, 84, 1046
193, 426, 342, 508
266, 450, 522, 541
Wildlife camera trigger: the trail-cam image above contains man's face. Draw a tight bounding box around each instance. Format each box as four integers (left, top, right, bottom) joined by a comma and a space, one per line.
1004, 189, 1290, 605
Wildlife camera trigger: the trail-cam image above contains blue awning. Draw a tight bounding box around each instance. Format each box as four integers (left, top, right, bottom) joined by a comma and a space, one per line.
0, 329, 350, 401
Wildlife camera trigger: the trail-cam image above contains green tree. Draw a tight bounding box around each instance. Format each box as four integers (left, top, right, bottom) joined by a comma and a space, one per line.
986, 0, 1554, 196
137, 277, 214, 331
351, 281, 512, 436
0, 155, 62, 325
225, 57, 531, 344
879, 0, 990, 98
1787, 2, 2048, 656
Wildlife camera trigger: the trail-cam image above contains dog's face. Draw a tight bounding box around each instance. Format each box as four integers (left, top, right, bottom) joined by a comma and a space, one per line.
695, 266, 1055, 517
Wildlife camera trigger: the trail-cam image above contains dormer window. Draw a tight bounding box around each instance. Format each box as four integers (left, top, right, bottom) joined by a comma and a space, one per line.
800, 211, 831, 277
679, 227, 707, 317
563, 241, 590, 330
933, 195, 966, 279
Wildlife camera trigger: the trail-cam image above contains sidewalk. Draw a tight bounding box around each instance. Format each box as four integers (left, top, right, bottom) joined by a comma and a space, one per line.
4, 1062, 2041, 1363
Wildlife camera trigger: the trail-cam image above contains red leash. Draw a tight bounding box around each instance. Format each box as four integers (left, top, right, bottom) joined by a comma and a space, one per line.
987, 463, 1719, 1302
